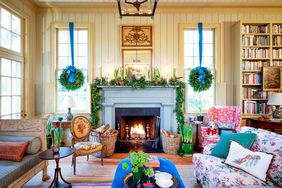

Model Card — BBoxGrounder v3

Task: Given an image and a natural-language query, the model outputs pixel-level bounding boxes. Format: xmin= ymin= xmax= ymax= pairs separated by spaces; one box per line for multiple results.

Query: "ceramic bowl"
xmin=155 ymin=179 xmax=173 ymax=188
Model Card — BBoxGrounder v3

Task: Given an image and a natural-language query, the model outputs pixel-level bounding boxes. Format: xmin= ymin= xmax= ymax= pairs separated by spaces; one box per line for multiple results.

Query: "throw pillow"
xmin=0 ymin=141 xmax=29 ymax=162
xmin=217 ymin=122 xmax=236 ymax=129
xmin=211 ymin=131 xmax=256 ymax=159
xmin=225 ymin=141 xmax=274 ymax=182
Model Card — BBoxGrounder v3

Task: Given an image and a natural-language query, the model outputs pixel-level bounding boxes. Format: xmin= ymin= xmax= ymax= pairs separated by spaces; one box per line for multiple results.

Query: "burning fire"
xmin=130 ymin=123 xmax=146 ymax=139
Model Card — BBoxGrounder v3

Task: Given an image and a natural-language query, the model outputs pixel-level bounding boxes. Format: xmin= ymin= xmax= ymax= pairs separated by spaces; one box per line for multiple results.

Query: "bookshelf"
xmin=232 ymin=21 xmax=282 ymax=121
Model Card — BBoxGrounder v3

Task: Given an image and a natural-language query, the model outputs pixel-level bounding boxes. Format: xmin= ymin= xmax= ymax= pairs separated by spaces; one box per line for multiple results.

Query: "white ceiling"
xmin=36 ymin=0 xmax=282 ymax=2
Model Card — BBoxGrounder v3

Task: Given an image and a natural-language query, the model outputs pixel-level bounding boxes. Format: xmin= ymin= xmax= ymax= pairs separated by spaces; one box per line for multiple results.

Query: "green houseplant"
xmin=52 ymin=127 xmax=63 ymax=153
xmin=122 ymin=151 xmax=153 ymax=186
xmin=178 ymin=123 xmax=194 ymax=156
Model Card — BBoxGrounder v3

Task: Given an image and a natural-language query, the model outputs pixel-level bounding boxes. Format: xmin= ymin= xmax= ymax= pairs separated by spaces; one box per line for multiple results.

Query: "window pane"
xmin=1 ymin=97 xmax=11 ymax=115
xmin=203 ymin=44 xmax=213 ymax=57
xmin=78 ymin=30 xmax=88 ymax=43
xmin=11 ymin=33 xmax=20 ymax=52
xmin=58 ymin=30 xmax=68 ymax=43
xmin=1 ymin=28 xmax=11 ymax=49
xmin=58 ymin=57 xmax=69 ymax=69
xmin=1 ymin=8 xmax=11 ymax=30
xmin=184 ymin=30 xmax=194 ymax=44
xmin=12 ymin=61 xmax=21 ymax=77
xmin=78 ymin=44 xmax=87 ymax=57
xmin=12 ymin=96 xmax=20 ymax=113
xmin=11 ymin=15 xmax=20 ymax=35
xmin=76 ymin=57 xmax=88 ymax=69
xmin=12 ymin=114 xmax=20 ymax=119
xmin=1 ymin=77 xmax=11 ymax=95
xmin=59 ymin=44 xmax=69 ymax=56
xmin=1 ymin=58 xmax=11 ymax=76
xmin=193 ymin=44 xmax=199 ymax=57
xmin=203 ymin=30 xmax=213 ymax=43
xmin=12 ymin=78 xmax=20 ymax=95
xmin=184 ymin=44 xmax=193 ymax=57
xmin=184 ymin=57 xmax=194 ymax=69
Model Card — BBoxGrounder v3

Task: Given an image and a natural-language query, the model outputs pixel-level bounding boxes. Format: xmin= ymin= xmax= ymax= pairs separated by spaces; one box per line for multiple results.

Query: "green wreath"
xmin=188 ymin=66 xmax=213 ymax=92
xmin=59 ymin=66 xmax=85 ymax=91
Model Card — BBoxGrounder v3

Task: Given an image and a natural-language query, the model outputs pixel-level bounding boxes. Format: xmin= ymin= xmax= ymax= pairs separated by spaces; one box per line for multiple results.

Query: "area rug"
xmin=67 ymin=175 xmax=113 ymax=187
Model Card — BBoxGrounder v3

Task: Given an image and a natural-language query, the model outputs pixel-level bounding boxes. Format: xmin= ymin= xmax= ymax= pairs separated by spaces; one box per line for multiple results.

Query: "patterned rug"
xmin=67 ymin=175 xmax=113 ymax=187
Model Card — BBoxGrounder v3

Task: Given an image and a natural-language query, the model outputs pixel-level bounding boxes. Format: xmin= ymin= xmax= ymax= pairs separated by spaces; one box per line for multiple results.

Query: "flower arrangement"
xmin=59 ymin=66 xmax=85 ymax=91
xmin=188 ymin=66 xmax=213 ymax=92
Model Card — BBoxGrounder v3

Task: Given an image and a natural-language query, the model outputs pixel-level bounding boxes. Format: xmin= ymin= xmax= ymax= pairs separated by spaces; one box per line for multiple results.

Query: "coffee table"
xmin=39 ymin=147 xmax=75 ymax=188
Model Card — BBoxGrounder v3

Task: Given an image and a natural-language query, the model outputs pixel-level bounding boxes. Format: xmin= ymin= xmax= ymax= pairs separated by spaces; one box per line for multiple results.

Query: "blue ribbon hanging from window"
xmin=197 ymin=22 xmax=206 ymax=85
xmin=66 ymin=22 xmax=76 ymax=84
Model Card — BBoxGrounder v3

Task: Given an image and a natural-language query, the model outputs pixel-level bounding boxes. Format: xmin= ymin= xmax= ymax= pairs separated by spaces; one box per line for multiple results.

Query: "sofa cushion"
xmin=225 ymin=141 xmax=274 ymax=182
xmin=240 ymin=127 xmax=282 ymax=187
xmin=193 ymin=153 xmax=275 ymax=188
xmin=0 ymin=153 xmax=42 ymax=188
xmin=211 ymin=131 xmax=256 ymax=159
xmin=0 ymin=141 xmax=29 ymax=162
xmin=0 ymin=135 xmax=41 ymax=154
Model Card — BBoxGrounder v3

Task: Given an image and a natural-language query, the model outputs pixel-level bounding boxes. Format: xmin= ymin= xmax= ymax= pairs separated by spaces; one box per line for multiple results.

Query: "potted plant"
xmin=122 ymin=151 xmax=153 ymax=187
xmin=52 ymin=126 xmax=63 ymax=153
xmin=179 ymin=123 xmax=194 ymax=156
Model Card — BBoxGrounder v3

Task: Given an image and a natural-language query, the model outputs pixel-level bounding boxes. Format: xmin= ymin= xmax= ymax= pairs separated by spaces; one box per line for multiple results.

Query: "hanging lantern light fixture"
xmin=117 ymin=0 xmax=158 ymax=18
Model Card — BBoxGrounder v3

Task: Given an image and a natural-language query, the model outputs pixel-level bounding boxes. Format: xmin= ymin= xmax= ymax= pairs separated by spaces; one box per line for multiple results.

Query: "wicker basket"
xmin=100 ymin=133 xmax=118 ymax=157
xmin=89 ymin=130 xmax=118 ymax=157
xmin=162 ymin=134 xmax=180 ymax=155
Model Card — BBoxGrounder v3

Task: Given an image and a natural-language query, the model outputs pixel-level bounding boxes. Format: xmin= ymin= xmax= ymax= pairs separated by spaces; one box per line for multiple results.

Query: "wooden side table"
xmin=39 ymin=147 xmax=75 ymax=188
xmin=247 ymin=118 xmax=282 ymax=134
xmin=193 ymin=121 xmax=203 ymax=151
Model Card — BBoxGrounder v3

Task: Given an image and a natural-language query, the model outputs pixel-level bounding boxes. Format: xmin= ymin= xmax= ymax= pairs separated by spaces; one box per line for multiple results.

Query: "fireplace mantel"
xmin=101 ymin=86 xmax=177 ymax=132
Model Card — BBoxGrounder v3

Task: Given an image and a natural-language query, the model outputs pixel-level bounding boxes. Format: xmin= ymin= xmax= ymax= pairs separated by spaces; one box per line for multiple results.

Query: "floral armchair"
xmin=201 ymin=106 xmax=242 ymax=147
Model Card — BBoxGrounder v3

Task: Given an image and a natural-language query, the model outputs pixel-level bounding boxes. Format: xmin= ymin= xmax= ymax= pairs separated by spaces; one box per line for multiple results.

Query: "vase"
xmin=66 ymin=108 xmax=73 ymax=120
xmin=197 ymin=115 xmax=204 ymax=121
xmin=133 ymin=170 xmax=144 ymax=186
xmin=53 ymin=146 xmax=60 ymax=154
xmin=182 ymin=143 xmax=194 ymax=156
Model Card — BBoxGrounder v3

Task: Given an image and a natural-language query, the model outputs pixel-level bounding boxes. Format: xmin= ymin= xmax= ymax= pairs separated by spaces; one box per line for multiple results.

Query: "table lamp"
xmin=267 ymin=93 xmax=282 ymax=119
xmin=62 ymin=95 xmax=76 ymax=120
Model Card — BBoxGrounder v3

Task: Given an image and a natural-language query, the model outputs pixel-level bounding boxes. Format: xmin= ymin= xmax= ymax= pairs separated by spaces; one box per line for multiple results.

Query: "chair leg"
xmin=101 ymin=154 xmax=103 ymax=166
xmin=73 ymin=155 xmax=76 ymax=175
xmin=87 ymin=154 xmax=89 ymax=161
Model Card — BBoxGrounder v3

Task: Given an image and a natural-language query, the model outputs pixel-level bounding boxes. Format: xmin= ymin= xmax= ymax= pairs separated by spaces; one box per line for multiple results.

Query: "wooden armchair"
xmin=71 ymin=116 xmax=103 ymax=175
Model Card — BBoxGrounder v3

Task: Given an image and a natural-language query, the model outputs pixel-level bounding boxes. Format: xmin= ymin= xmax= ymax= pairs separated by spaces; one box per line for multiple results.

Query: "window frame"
xmin=179 ymin=23 xmax=221 ymax=114
xmin=52 ymin=23 xmax=94 ymax=114
xmin=0 ymin=5 xmax=24 ymax=119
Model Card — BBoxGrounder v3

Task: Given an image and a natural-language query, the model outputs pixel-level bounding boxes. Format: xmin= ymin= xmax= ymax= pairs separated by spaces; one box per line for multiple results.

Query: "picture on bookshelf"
xmin=262 ymin=66 xmax=282 ymax=91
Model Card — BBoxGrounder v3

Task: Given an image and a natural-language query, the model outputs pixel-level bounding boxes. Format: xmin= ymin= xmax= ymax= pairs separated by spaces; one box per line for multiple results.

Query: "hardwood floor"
xmin=24 ymin=153 xmax=200 ymax=188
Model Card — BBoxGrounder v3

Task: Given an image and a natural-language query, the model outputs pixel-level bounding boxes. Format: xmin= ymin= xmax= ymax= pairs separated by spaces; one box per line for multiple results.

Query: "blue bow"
xmin=66 ymin=66 xmax=76 ymax=84
xmin=196 ymin=66 xmax=207 ymax=84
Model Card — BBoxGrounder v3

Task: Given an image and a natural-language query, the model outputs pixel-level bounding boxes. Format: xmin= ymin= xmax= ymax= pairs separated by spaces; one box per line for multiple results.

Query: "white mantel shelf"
xmin=101 ymin=87 xmax=177 ymax=132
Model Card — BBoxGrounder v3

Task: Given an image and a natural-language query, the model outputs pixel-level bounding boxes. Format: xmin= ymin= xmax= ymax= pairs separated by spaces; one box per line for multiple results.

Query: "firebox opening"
xmin=120 ymin=116 xmax=155 ymax=140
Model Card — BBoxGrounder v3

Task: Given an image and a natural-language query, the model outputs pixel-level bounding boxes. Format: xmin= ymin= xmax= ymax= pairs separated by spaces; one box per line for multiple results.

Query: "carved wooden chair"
xmin=71 ymin=116 xmax=103 ymax=175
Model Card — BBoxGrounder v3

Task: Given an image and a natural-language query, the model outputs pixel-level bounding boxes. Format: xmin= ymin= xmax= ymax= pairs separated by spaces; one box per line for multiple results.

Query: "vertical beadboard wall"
xmin=37 ymin=12 xmax=282 ymax=114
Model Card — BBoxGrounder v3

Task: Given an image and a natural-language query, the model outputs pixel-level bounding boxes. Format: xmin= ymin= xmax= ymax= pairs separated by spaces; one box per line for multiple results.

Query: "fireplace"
xmin=115 ymin=108 xmax=160 ymax=152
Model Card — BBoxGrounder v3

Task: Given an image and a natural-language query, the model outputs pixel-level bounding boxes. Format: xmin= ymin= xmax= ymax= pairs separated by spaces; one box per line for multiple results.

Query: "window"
xmin=184 ymin=29 xmax=215 ymax=113
xmin=56 ymin=28 xmax=90 ymax=113
xmin=0 ymin=7 xmax=23 ymax=119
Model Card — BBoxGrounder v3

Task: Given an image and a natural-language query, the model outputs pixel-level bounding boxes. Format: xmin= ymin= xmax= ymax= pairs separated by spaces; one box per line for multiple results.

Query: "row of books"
xmin=242 ymin=61 xmax=269 ymax=71
xmin=242 ymin=25 xmax=269 ymax=34
xmin=242 ymin=36 xmax=269 ymax=46
xmin=242 ymin=48 xmax=269 ymax=59
xmin=272 ymin=24 xmax=282 ymax=34
xmin=273 ymin=36 xmax=282 ymax=46
xmin=272 ymin=61 xmax=282 ymax=66
xmin=243 ymin=101 xmax=268 ymax=114
xmin=242 ymin=73 xmax=262 ymax=85
xmin=272 ymin=49 xmax=282 ymax=59
xmin=242 ymin=88 xmax=268 ymax=99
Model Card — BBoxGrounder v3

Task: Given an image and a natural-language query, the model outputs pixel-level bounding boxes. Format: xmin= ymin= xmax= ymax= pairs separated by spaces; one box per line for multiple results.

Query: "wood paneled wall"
xmin=36 ymin=11 xmax=282 ymax=114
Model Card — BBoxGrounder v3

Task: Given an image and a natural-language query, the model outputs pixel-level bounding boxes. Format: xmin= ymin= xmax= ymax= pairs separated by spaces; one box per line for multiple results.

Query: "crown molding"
xmin=35 ymin=2 xmax=282 ymax=14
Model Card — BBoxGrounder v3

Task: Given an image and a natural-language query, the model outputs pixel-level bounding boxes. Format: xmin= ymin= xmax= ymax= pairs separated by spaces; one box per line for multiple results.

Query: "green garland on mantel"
xmin=89 ymin=76 xmax=185 ymax=133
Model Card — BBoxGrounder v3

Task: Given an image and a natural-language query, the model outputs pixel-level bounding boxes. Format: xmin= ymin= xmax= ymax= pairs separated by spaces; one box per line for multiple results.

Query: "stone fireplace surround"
xmin=101 ymin=86 xmax=177 ymax=133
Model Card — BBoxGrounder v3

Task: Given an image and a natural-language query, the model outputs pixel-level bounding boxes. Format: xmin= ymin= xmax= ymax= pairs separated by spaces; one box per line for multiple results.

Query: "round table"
xmin=39 ymin=147 xmax=75 ymax=188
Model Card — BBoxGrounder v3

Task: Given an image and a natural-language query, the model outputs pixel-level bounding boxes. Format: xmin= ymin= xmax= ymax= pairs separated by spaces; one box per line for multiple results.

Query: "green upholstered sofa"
xmin=0 ymin=118 xmax=49 ymax=188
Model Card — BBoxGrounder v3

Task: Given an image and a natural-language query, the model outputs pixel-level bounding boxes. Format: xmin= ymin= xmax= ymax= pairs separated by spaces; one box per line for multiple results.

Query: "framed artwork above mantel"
xmin=121 ymin=26 xmax=152 ymax=47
